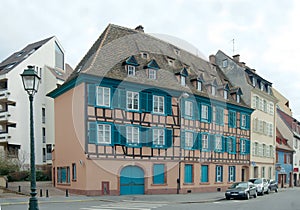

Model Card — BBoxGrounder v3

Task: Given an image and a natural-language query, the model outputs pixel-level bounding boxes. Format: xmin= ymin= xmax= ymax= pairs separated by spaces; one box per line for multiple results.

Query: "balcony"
xmin=0 ymin=111 xmax=16 ymax=126
xmin=0 ymin=132 xmax=10 ymax=143
xmin=0 ymin=89 xmax=15 ymax=105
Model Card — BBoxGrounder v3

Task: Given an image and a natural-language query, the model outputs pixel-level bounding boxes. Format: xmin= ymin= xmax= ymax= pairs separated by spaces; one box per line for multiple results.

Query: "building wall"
xmin=3 ymin=37 xmax=65 ymax=165
xmin=52 ymin=79 xmax=252 ymax=195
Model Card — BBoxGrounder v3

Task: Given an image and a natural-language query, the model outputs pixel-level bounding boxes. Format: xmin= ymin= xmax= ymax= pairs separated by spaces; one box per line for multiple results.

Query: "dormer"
xmin=218 ymin=83 xmax=230 ymax=100
xmin=206 ymin=79 xmax=218 ymax=96
xmin=145 ymin=59 xmax=160 ymax=80
xmin=124 ymin=55 xmax=139 ymax=76
xmin=230 ymin=87 xmax=243 ymax=103
xmin=175 ymin=67 xmax=188 ymax=86
xmin=190 ymin=74 xmax=204 ymax=91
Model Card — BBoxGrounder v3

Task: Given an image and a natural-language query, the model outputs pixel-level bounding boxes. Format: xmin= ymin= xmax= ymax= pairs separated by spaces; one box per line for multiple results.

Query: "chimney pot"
xmin=233 ymin=54 xmax=240 ymax=62
xmin=209 ymin=55 xmax=216 ymax=64
xmin=135 ymin=25 xmax=144 ymax=32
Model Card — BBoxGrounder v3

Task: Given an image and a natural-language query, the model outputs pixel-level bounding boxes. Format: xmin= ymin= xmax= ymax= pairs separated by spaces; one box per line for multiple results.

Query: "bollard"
xmin=18 ymin=186 xmax=21 ymax=193
xmin=66 ymin=189 xmax=69 ymax=197
xmin=40 ymin=189 xmax=43 ymax=197
xmin=46 ymin=189 xmax=49 ymax=198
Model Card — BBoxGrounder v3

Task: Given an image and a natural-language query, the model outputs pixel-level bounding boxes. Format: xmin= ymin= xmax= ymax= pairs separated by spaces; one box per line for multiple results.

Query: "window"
xmin=201 ymin=165 xmax=209 ymax=182
xmin=141 ymin=52 xmax=149 ymax=59
xmin=241 ymin=114 xmax=247 ymax=128
xmin=153 ymin=129 xmax=165 ymax=146
xmin=268 ymin=167 xmax=272 ymax=179
xmin=127 ymin=91 xmax=139 ymax=110
xmin=126 ymin=126 xmax=139 ymax=144
xmin=127 ymin=65 xmax=135 ymax=76
xmin=185 ymin=131 xmax=194 ymax=149
xmin=224 ymin=90 xmax=228 ymax=99
xmin=153 ymin=95 xmax=164 ymax=114
xmin=261 ymin=167 xmax=265 ymax=178
xmin=197 ymin=81 xmax=202 ymax=91
xmin=269 ymin=102 xmax=274 ymax=115
xmin=148 ymin=69 xmax=157 ymax=79
xmin=72 ymin=163 xmax=77 ymax=181
xmin=260 ymin=82 xmax=264 ymax=91
xmin=229 ymin=111 xmax=236 ymax=128
xmin=153 ymin=164 xmax=165 ymax=184
xmin=202 ymin=134 xmax=209 ymax=150
xmin=241 ymin=139 xmax=246 ymax=154
xmin=184 ymin=164 xmax=193 ymax=184
xmin=57 ymin=167 xmax=70 ymax=184
xmin=222 ymin=59 xmax=228 ymax=68
xmin=42 ymin=128 xmax=46 ymax=143
xmin=214 ymin=135 xmax=222 ymax=152
xmin=55 ymin=42 xmax=64 ymax=70
xmin=216 ymin=165 xmax=223 ymax=182
xmin=215 ymin=107 xmax=224 ymax=125
xmin=185 ymin=101 xmax=193 ymax=118
xmin=236 ymin=94 xmax=240 ymax=103
xmin=98 ymin=124 xmax=111 ymax=144
xmin=211 ymin=86 xmax=216 ymax=96
xmin=97 ymin=86 xmax=110 ymax=107
xmin=227 ymin=137 xmax=236 ymax=154
xmin=42 ymin=108 xmax=46 ymax=123
xmin=254 ymin=142 xmax=259 ymax=156
xmin=262 ymin=144 xmax=266 ymax=156
xmin=263 ymin=100 xmax=267 ymax=112
xmin=252 ymin=77 xmax=256 ymax=86
xmin=228 ymin=166 xmax=236 ymax=182
xmin=181 ymin=76 xmax=186 ymax=86
xmin=201 ymin=105 xmax=209 ymax=121
xmin=269 ymin=145 xmax=274 ymax=158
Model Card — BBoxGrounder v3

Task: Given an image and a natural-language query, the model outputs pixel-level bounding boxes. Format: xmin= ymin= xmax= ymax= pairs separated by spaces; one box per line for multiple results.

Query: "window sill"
xmin=151 ymin=183 xmax=167 ymax=186
xmin=200 ymin=182 xmax=210 ymax=185
xmin=183 ymin=183 xmax=195 ymax=186
xmin=57 ymin=183 xmax=71 ymax=186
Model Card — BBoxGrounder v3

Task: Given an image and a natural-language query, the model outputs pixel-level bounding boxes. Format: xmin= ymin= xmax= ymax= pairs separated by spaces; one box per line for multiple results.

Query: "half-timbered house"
xmin=48 ymin=24 xmax=253 ymax=195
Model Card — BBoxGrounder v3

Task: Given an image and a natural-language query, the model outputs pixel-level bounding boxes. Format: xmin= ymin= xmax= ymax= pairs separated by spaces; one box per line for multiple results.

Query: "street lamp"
xmin=177 ymin=92 xmax=189 ymax=194
xmin=21 ymin=65 xmax=40 ymax=210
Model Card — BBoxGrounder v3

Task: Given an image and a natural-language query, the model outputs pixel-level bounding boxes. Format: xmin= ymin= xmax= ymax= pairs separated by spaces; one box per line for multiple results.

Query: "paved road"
xmin=1 ymin=188 xmax=299 ymax=210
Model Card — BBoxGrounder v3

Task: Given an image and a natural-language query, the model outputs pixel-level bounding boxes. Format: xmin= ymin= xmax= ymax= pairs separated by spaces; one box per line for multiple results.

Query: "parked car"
xmin=248 ymin=178 xmax=269 ymax=195
xmin=267 ymin=179 xmax=278 ymax=192
xmin=225 ymin=182 xmax=257 ymax=200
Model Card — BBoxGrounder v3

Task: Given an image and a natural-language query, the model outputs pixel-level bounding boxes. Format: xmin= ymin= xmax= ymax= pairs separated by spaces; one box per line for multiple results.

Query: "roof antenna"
xmin=232 ymin=38 xmax=235 ymax=55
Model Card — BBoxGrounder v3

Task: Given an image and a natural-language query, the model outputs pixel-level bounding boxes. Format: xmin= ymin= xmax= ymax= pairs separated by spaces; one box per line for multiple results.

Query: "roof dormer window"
xmin=141 ymin=52 xmax=149 ymax=59
xmin=222 ymin=59 xmax=228 ymax=68
xmin=237 ymin=94 xmax=240 ymax=103
xmin=260 ymin=82 xmax=264 ymax=91
xmin=212 ymin=85 xmax=216 ymax=96
xmin=224 ymin=90 xmax=228 ymax=99
xmin=181 ymin=75 xmax=186 ymax=86
xmin=124 ymin=55 xmax=139 ymax=76
xmin=174 ymin=48 xmax=180 ymax=56
xmin=148 ymin=69 xmax=156 ymax=80
xmin=146 ymin=59 xmax=159 ymax=80
xmin=197 ymin=81 xmax=202 ymax=91
xmin=252 ymin=77 xmax=256 ymax=87
xmin=167 ymin=57 xmax=175 ymax=66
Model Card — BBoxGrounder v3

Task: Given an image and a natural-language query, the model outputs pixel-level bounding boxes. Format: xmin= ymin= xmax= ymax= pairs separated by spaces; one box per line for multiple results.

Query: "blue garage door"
xmin=120 ymin=166 xmax=144 ymax=195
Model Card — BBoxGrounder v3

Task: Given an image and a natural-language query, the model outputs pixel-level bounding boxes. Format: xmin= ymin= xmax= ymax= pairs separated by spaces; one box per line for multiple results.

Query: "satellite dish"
xmin=150 ymin=33 xmax=207 ymax=60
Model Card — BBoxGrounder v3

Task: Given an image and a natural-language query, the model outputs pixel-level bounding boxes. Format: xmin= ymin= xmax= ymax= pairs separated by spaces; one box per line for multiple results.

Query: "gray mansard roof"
xmin=68 ymin=24 xmax=249 ymax=108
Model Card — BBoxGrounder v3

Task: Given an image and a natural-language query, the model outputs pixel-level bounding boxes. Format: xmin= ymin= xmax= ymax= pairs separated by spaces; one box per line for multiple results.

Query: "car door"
xmin=249 ymin=183 xmax=256 ymax=196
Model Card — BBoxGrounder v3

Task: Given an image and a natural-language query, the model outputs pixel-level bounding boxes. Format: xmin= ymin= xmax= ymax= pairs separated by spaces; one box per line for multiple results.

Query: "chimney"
xmin=209 ymin=55 xmax=216 ymax=64
xmin=135 ymin=25 xmax=144 ymax=32
xmin=240 ymin=62 xmax=246 ymax=67
xmin=232 ymin=54 xmax=240 ymax=62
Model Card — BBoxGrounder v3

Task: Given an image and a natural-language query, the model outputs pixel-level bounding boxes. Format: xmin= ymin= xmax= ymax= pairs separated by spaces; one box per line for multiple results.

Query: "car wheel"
xmin=266 ymin=188 xmax=269 ymax=194
xmin=275 ymin=188 xmax=278 ymax=193
xmin=226 ymin=196 xmax=230 ymax=200
xmin=254 ymin=191 xmax=257 ymax=198
xmin=245 ymin=192 xmax=250 ymax=200
xmin=261 ymin=189 xmax=264 ymax=196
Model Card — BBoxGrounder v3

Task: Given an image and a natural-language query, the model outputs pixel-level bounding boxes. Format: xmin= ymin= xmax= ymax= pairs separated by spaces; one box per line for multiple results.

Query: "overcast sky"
xmin=1 ymin=0 xmax=300 ymax=119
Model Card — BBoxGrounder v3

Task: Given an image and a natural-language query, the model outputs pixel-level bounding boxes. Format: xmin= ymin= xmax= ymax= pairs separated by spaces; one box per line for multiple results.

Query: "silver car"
xmin=248 ymin=178 xmax=269 ymax=195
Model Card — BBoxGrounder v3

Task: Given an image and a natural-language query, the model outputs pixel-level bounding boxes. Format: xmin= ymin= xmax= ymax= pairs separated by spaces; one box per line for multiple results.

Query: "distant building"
xmin=214 ymin=52 xmax=277 ymax=180
xmin=277 ymin=108 xmax=300 ymax=186
xmin=49 ymin=24 xmax=253 ymax=195
xmin=273 ymin=88 xmax=292 ymax=116
xmin=0 ymin=37 xmax=72 ymax=166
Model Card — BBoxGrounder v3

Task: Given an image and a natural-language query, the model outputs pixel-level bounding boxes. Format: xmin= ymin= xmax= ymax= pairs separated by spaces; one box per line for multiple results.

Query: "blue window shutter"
xmin=192 ymin=132 xmax=200 ymax=150
xmin=87 ymin=84 xmax=96 ymax=106
xmin=208 ymin=105 xmax=212 ymax=122
xmin=147 ymin=92 xmax=153 ymax=112
xmin=140 ymin=92 xmax=148 ymax=112
xmin=111 ymin=87 xmax=119 ymax=108
xmin=184 ymin=164 xmax=193 ymax=183
xmin=246 ymin=139 xmax=250 ymax=154
xmin=233 ymin=137 xmax=237 ymax=154
xmin=233 ymin=166 xmax=236 ymax=181
xmin=209 ymin=134 xmax=214 ymax=151
xmin=140 ymin=127 xmax=150 ymax=147
xmin=180 ymin=99 xmax=185 ymax=118
xmin=201 ymin=165 xmax=208 ymax=182
xmin=198 ymin=133 xmax=202 ymax=150
xmin=165 ymin=95 xmax=172 ymax=116
xmin=181 ymin=131 xmax=185 ymax=148
xmin=215 ymin=166 xmax=218 ymax=182
xmin=88 ymin=121 xmax=97 ymax=144
xmin=193 ymin=102 xmax=198 ymax=120
xmin=153 ymin=164 xmax=165 ymax=184
xmin=119 ymin=89 xmax=126 ymax=109
xmin=119 ymin=125 xmax=126 ymax=145
xmin=113 ymin=124 xmax=120 ymax=145
xmin=221 ymin=166 xmax=223 ymax=182
xmin=165 ymin=128 xmax=173 ymax=148
xmin=246 ymin=115 xmax=250 ymax=130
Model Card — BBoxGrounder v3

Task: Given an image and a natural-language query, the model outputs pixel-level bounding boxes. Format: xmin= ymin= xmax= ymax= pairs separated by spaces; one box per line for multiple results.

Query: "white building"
xmin=0 ymin=36 xmax=72 ymax=166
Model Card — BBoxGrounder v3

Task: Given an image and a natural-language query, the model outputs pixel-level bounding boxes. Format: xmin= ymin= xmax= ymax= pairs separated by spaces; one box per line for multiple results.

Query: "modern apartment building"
xmin=214 ymin=52 xmax=277 ymax=180
xmin=0 ymin=37 xmax=72 ymax=166
xmin=49 ymin=24 xmax=253 ymax=195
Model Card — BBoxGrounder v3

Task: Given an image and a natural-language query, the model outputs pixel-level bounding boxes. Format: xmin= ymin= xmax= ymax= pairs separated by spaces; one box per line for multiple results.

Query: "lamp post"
xmin=177 ymin=92 xmax=189 ymax=194
xmin=21 ymin=65 xmax=40 ymax=210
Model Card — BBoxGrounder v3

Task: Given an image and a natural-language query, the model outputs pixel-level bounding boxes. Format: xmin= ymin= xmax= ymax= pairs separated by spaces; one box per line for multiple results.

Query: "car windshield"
xmin=229 ymin=182 xmax=248 ymax=189
xmin=254 ymin=179 xmax=262 ymax=184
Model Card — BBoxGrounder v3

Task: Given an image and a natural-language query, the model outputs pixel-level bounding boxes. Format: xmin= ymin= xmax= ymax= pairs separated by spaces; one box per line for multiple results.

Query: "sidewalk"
xmin=0 ymin=181 xmax=225 ymax=206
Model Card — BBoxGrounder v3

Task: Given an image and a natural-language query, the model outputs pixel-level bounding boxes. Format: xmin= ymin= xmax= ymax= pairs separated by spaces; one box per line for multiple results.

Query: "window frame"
xmin=97 ymin=124 xmax=111 ymax=145
xmin=153 ymin=95 xmax=165 ymax=114
xmin=148 ymin=69 xmax=157 ymax=80
xmin=96 ymin=86 xmax=111 ymax=107
xmin=153 ymin=128 xmax=165 ymax=146
xmin=126 ymin=126 xmax=140 ymax=145
xmin=127 ymin=65 xmax=136 ymax=76
xmin=201 ymin=133 xmax=209 ymax=151
xmin=216 ymin=165 xmax=223 ymax=183
xmin=181 ymin=75 xmax=186 ymax=86
xmin=126 ymin=91 xmax=139 ymax=111
xmin=201 ymin=104 xmax=209 ymax=122
xmin=184 ymin=101 xmax=193 ymax=119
